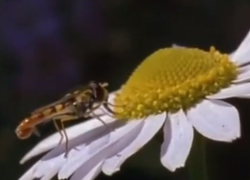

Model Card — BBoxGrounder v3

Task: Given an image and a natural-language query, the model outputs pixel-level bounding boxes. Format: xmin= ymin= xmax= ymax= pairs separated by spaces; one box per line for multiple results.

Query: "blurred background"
xmin=0 ymin=0 xmax=250 ymax=180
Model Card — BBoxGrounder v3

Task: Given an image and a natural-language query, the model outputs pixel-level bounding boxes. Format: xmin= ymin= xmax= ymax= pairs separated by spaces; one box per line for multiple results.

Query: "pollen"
xmin=114 ymin=47 xmax=238 ymax=120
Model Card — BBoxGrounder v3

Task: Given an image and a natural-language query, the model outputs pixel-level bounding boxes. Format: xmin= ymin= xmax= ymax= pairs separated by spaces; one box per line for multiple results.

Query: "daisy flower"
xmin=18 ymin=29 xmax=250 ymax=180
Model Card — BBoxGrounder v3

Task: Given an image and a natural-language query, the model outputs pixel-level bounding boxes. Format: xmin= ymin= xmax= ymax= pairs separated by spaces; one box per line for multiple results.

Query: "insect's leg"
xmin=84 ymin=103 xmax=112 ymax=132
xmin=59 ymin=119 xmax=69 ymax=158
xmin=83 ymin=103 xmax=102 ymax=118
xmin=90 ymin=111 xmax=112 ymax=132
xmin=99 ymin=86 xmax=117 ymax=114
xmin=98 ymin=107 xmax=116 ymax=118
xmin=52 ymin=113 xmax=79 ymax=157
xmin=33 ymin=127 xmax=41 ymax=137
xmin=52 ymin=119 xmax=64 ymax=145
xmin=103 ymin=102 xmax=116 ymax=115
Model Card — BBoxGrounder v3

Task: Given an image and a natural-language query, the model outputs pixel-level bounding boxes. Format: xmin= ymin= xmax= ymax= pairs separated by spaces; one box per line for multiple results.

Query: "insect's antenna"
xmin=100 ymin=82 xmax=109 ymax=88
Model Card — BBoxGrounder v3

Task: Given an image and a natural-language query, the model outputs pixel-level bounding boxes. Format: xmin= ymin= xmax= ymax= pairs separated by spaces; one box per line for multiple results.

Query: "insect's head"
xmin=88 ymin=81 xmax=109 ymax=100
xmin=89 ymin=81 xmax=108 ymax=89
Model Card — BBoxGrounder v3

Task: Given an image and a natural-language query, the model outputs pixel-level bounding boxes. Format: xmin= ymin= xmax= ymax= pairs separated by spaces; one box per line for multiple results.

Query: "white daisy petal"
xmin=18 ymin=161 xmax=40 ymax=180
xmin=229 ymin=50 xmax=235 ymax=57
xmin=20 ymin=115 xmax=115 ymax=164
xmin=172 ymin=44 xmax=186 ymax=48
xmin=233 ymin=63 xmax=250 ymax=83
xmin=34 ymin=154 xmax=66 ymax=178
xmin=87 ymin=133 xmax=111 ymax=154
xmin=40 ymin=170 xmax=58 ymax=180
xmin=239 ymin=63 xmax=250 ymax=73
xmin=207 ymin=82 xmax=250 ymax=99
xmin=70 ymin=161 xmax=104 ymax=180
xmin=80 ymin=161 xmax=103 ymax=180
xmin=237 ymin=94 xmax=250 ymax=98
xmin=58 ymin=146 xmax=91 ymax=179
xmin=187 ymin=99 xmax=240 ymax=141
xmin=160 ymin=109 xmax=194 ymax=172
xmin=39 ymin=149 xmax=78 ymax=180
xmin=58 ymin=120 xmax=143 ymax=179
xmin=69 ymin=120 xmax=144 ymax=180
xmin=102 ymin=113 xmax=166 ymax=175
xmin=230 ymin=29 xmax=250 ymax=65
xmin=58 ymin=134 xmax=110 ymax=179
xmin=233 ymin=68 xmax=250 ymax=83
xmin=41 ymin=119 xmax=121 ymax=161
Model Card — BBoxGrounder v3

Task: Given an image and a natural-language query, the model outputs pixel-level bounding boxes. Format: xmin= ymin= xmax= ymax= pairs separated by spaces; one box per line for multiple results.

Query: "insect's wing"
xmin=64 ymin=84 xmax=91 ymax=96
xmin=31 ymin=98 xmax=68 ymax=114
xmin=31 ymin=84 xmax=91 ymax=114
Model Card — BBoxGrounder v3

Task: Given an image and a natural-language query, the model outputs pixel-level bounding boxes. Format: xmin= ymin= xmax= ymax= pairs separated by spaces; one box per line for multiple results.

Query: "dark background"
xmin=0 ymin=0 xmax=250 ymax=180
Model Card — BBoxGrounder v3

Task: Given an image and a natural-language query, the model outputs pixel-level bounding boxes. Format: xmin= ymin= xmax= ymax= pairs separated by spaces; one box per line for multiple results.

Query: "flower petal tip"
xmin=230 ymin=29 xmax=250 ymax=66
xmin=103 ymin=168 xmax=120 ymax=176
xmin=20 ymin=155 xmax=31 ymax=165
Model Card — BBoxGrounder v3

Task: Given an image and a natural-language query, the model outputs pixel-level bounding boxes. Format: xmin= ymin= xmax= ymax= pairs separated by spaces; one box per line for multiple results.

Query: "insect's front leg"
xmin=83 ymin=103 xmax=102 ymax=118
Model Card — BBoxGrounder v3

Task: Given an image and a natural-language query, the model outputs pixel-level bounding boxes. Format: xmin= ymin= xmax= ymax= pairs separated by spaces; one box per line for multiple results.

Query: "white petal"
xmin=37 ymin=145 xmax=83 ymax=180
xmin=102 ymin=113 xmax=166 ymax=175
xmin=70 ymin=160 xmax=104 ymax=180
xmin=207 ymin=82 xmax=250 ymax=99
xmin=230 ymin=29 xmax=250 ymax=66
xmin=58 ymin=134 xmax=110 ymax=179
xmin=70 ymin=120 xmax=144 ymax=180
xmin=34 ymin=154 xmax=66 ymax=178
xmin=58 ymin=120 xmax=143 ymax=179
xmin=187 ymin=99 xmax=240 ymax=141
xmin=87 ymin=132 xmax=111 ymax=154
xmin=237 ymin=94 xmax=250 ymax=98
xmin=18 ymin=161 xmax=40 ymax=180
xmin=41 ymin=119 xmax=122 ymax=161
xmin=58 ymin=146 xmax=90 ymax=179
xmin=80 ymin=161 xmax=103 ymax=180
xmin=160 ymin=110 xmax=194 ymax=172
xmin=229 ymin=50 xmax=235 ymax=57
xmin=238 ymin=63 xmax=250 ymax=73
xmin=233 ymin=68 xmax=250 ymax=83
xmin=172 ymin=44 xmax=186 ymax=48
xmin=233 ymin=64 xmax=250 ymax=83
xmin=20 ymin=115 xmax=115 ymax=164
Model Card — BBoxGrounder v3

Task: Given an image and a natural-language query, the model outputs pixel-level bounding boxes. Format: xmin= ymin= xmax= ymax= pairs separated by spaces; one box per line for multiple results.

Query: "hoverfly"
xmin=15 ymin=81 xmax=114 ymax=157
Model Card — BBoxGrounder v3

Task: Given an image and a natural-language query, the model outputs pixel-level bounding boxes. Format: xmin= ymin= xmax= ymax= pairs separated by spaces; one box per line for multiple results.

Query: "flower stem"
xmin=188 ymin=134 xmax=208 ymax=180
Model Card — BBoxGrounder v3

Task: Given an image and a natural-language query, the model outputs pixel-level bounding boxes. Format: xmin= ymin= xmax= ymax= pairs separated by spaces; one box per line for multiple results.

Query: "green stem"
xmin=188 ymin=134 xmax=208 ymax=180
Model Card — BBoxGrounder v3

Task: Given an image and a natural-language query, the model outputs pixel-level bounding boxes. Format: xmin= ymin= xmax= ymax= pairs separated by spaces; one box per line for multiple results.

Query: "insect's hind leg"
xmin=52 ymin=114 xmax=79 ymax=158
xmin=52 ymin=119 xmax=64 ymax=146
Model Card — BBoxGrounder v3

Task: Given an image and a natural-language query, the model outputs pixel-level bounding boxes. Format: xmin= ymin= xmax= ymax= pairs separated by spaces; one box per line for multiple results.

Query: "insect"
xmin=15 ymin=81 xmax=114 ymax=157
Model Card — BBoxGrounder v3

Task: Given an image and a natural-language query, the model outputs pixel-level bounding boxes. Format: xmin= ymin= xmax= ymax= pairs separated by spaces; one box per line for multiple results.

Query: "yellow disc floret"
xmin=114 ymin=47 xmax=238 ymax=120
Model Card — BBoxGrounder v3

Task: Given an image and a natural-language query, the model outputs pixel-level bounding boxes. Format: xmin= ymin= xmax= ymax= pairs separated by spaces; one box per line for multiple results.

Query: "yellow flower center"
xmin=114 ymin=47 xmax=238 ymax=120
